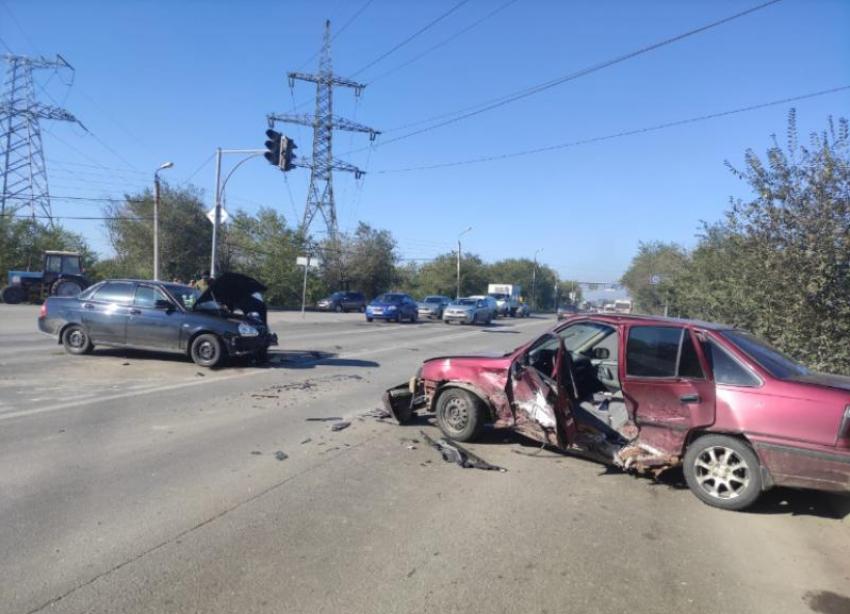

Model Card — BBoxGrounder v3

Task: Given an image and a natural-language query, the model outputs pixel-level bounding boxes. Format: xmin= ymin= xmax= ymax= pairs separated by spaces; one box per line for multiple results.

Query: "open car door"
xmin=511 ymin=334 xmax=576 ymax=449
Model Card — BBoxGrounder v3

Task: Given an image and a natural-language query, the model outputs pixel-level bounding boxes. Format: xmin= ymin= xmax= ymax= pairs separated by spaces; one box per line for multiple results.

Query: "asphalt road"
xmin=1 ymin=305 xmax=848 ymax=614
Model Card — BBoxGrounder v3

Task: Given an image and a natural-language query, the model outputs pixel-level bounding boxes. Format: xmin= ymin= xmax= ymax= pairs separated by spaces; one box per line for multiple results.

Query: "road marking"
xmin=0 ymin=318 xmax=548 ymax=422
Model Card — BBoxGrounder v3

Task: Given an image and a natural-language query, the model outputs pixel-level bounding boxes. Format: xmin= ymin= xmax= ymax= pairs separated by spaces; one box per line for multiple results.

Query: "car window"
xmin=162 ymin=284 xmax=201 ymax=309
xmin=678 ymin=331 xmax=705 ymax=379
xmin=626 ymin=326 xmax=683 ymax=378
xmin=45 ymin=255 xmax=62 ymax=273
xmin=92 ymin=281 xmax=135 ymax=304
xmin=62 ymin=257 xmax=81 ymax=275
xmin=702 ymin=339 xmax=761 ymax=387
xmin=558 ymin=321 xmax=614 ymax=353
xmin=135 ymin=285 xmax=167 ymax=308
xmin=720 ymin=330 xmax=810 ymax=379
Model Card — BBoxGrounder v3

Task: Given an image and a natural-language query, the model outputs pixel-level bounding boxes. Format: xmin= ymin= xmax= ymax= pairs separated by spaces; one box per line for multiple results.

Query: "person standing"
xmin=195 ymin=271 xmax=212 ymax=292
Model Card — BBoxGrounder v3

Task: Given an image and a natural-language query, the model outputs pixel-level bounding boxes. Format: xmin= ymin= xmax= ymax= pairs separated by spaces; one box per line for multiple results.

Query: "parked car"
xmin=317 ymin=291 xmax=366 ymax=313
xmin=557 ymin=303 xmax=578 ymax=321
xmin=38 ymin=273 xmax=278 ymax=368
xmin=417 ymin=295 xmax=452 ymax=319
xmin=384 ymin=313 xmax=850 ymax=511
xmin=442 ymin=297 xmax=494 ymax=325
xmin=514 ymin=302 xmax=531 ymax=318
xmin=366 ymin=293 xmax=418 ymax=323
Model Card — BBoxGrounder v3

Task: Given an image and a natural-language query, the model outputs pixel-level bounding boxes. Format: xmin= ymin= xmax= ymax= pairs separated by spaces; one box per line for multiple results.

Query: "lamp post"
xmin=456 ymin=226 xmax=472 ymax=299
xmin=153 ymin=162 xmax=174 ymax=281
xmin=531 ymin=247 xmax=544 ymax=311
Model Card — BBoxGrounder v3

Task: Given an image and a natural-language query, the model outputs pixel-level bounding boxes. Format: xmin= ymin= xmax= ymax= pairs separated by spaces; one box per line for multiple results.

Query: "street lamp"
xmin=153 ymin=162 xmax=174 ymax=281
xmin=531 ymin=247 xmax=544 ymax=311
xmin=456 ymin=226 xmax=472 ymax=299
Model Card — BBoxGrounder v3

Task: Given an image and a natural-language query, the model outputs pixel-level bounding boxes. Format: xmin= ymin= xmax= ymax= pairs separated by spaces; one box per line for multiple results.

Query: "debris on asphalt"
xmin=121 ymin=362 xmax=130 ymax=366
xmin=251 ymin=451 xmax=262 ymax=455
xmin=359 ymin=407 xmax=392 ymax=421
xmin=195 ymin=372 xmax=205 ymax=377
xmin=331 ymin=421 xmax=351 ymax=432
xmin=420 ymin=430 xmax=506 ymax=472
xmin=274 ymin=451 xmax=288 ymax=461
xmin=306 ymin=416 xmax=343 ymax=422
xmin=300 ymin=438 xmax=312 ymax=445
xmin=251 ymin=394 xmax=279 ymax=399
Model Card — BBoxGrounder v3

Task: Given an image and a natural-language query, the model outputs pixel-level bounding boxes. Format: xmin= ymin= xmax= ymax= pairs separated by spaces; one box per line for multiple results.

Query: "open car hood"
xmin=195 ymin=272 xmax=267 ymax=310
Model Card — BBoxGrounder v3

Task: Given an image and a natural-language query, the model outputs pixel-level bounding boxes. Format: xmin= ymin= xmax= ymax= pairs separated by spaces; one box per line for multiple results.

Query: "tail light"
xmin=39 ymin=302 xmax=47 ymax=317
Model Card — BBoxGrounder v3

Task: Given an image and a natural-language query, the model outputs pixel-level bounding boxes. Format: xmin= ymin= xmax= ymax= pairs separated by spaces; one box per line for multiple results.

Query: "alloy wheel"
xmin=693 ymin=446 xmax=750 ymax=500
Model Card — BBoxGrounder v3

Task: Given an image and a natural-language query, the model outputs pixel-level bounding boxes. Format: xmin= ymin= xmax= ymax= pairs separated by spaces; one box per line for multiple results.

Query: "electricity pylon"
xmin=268 ymin=20 xmax=379 ymax=242
xmin=0 ymin=53 xmax=80 ymax=222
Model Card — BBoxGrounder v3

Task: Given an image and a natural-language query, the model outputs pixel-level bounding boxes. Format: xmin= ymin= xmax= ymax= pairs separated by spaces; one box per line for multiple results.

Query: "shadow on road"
xmin=266 ymin=350 xmax=379 ymax=370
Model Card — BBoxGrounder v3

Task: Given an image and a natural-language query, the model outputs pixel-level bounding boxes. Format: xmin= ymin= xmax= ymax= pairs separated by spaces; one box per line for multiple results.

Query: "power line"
xmin=352 ymin=0 xmax=783 ymax=153
xmin=349 ymin=0 xmax=472 ymax=78
xmin=295 ymin=0 xmax=376 ymax=72
xmin=367 ymin=0 xmax=521 ymax=85
xmin=48 ymin=159 xmax=149 ymax=176
xmin=375 ymin=84 xmax=850 ymax=173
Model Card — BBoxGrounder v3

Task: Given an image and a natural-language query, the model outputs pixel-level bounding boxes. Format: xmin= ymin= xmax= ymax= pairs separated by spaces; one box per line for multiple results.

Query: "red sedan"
xmin=385 ymin=314 xmax=850 ymax=510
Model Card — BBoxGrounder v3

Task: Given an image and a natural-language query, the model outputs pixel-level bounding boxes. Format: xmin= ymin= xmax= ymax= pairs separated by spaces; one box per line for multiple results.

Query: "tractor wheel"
xmin=52 ymin=279 xmax=84 ymax=298
xmin=1 ymin=285 xmax=26 ymax=304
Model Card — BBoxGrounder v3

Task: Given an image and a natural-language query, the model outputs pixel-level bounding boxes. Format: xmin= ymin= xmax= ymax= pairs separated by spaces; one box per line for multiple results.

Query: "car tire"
xmin=334 ymin=304 xmax=342 ymax=313
xmin=472 ymin=313 xmax=478 ymax=325
xmin=62 ymin=324 xmax=93 ymax=355
xmin=683 ymin=434 xmax=763 ymax=511
xmin=435 ymin=388 xmax=486 ymax=442
xmin=366 ymin=317 xmax=373 ymax=322
xmin=411 ymin=311 xmax=418 ymax=324
xmin=359 ymin=305 xmax=366 ymax=313
xmin=1 ymin=285 xmax=26 ymax=304
xmin=190 ymin=333 xmax=225 ymax=368
xmin=52 ymin=279 xmax=84 ymax=297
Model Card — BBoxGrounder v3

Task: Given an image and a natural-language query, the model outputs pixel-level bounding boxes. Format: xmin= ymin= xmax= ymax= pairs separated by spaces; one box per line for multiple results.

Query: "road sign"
xmin=650 ymin=275 xmax=661 ymax=285
xmin=296 ymin=256 xmax=320 ymax=268
xmin=206 ymin=206 xmax=229 ymax=224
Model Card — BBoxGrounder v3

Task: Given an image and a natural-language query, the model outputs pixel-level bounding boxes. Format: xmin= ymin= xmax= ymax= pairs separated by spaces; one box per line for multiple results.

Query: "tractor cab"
xmin=2 ymin=251 xmax=88 ymax=304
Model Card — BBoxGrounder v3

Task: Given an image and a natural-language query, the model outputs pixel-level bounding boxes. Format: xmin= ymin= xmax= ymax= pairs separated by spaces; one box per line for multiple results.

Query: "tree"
xmin=103 ymin=184 xmax=211 ymax=281
xmin=417 ymin=252 xmax=488 ymax=298
xmin=620 ymin=241 xmax=689 ymax=315
xmin=344 ymin=223 xmax=397 ymax=298
xmin=677 ymin=112 xmax=850 ymax=373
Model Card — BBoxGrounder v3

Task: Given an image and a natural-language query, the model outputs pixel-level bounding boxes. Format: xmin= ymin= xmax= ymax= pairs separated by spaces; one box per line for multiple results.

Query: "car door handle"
xmin=83 ymin=303 xmax=95 ymax=310
xmin=680 ymin=393 xmax=700 ymax=404
xmin=129 ymin=309 xmax=141 ymax=315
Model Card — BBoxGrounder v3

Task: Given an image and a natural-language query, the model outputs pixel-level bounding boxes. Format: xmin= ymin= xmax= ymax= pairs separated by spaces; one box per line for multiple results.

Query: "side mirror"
xmin=155 ymin=299 xmax=174 ymax=310
xmin=477 ymin=301 xmax=483 ymax=307
xmin=591 ymin=347 xmax=610 ymax=360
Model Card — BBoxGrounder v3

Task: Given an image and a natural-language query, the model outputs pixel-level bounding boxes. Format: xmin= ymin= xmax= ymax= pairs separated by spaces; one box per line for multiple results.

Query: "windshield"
xmin=489 ymin=293 xmax=508 ymax=300
xmin=721 ymin=330 xmax=811 ymax=379
xmin=424 ymin=296 xmax=443 ymax=303
xmin=453 ymin=298 xmax=477 ymax=306
xmin=162 ymin=284 xmax=211 ymax=311
xmin=375 ymin=294 xmax=404 ymax=302
xmin=558 ymin=321 xmax=614 ymax=352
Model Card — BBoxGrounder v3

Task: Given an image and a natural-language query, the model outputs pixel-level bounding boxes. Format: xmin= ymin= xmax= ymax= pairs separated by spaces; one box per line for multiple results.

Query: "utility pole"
xmin=153 ymin=162 xmax=173 ymax=281
xmin=456 ymin=226 xmax=472 ymax=299
xmin=268 ymin=20 xmax=379 ymax=243
xmin=1 ymin=54 xmax=80 ymax=222
xmin=531 ymin=248 xmax=544 ymax=311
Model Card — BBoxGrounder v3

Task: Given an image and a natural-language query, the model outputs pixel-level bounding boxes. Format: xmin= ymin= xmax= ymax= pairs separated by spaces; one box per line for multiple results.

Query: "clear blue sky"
xmin=2 ymin=0 xmax=848 ymax=283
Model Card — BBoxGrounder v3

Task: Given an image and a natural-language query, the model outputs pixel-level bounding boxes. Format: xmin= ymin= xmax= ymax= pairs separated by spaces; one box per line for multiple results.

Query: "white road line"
xmin=0 ymin=319 xmax=547 ymax=422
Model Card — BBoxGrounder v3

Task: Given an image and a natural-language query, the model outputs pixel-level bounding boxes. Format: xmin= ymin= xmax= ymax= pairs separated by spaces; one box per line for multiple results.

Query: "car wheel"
xmin=411 ymin=311 xmax=418 ymax=323
xmin=52 ymin=279 xmax=84 ymax=297
xmin=435 ymin=388 xmax=486 ymax=442
xmin=683 ymin=435 xmax=763 ymax=511
xmin=366 ymin=317 xmax=373 ymax=322
xmin=62 ymin=324 xmax=93 ymax=355
xmin=1 ymin=285 xmax=26 ymax=304
xmin=190 ymin=333 xmax=225 ymax=368
xmin=472 ymin=313 xmax=478 ymax=325
xmin=359 ymin=305 xmax=366 ymax=313
xmin=334 ymin=304 xmax=342 ymax=313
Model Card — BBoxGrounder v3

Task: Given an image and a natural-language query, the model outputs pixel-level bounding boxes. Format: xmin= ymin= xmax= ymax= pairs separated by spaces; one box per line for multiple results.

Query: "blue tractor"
xmin=2 ymin=250 xmax=89 ymax=304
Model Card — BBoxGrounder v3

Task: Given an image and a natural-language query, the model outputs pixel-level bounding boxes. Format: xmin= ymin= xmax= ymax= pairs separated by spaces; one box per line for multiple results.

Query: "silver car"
xmin=417 ymin=295 xmax=451 ymax=319
xmin=442 ymin=297 xmax=494 ymax=325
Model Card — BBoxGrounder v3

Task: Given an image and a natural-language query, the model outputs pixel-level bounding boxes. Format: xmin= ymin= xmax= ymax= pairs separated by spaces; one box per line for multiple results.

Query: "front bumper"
xmin=443 ymin=311 xmax=474 ymax=323
xmin=367 ymin=309 xmax=399 ymax=320
xmin=225 ymin=332 xmax=278 ymax=355
xmin=316 ymin=303 xmax=335 ymax=311
xmin=417 ymin=308 xmax=440 ymax=318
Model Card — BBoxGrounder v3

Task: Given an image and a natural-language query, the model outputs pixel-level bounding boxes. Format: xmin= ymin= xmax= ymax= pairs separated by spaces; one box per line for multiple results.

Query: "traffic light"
xmin=281 ymin=136 xmax=297 ymax=171
xmin=264 ymin=129 xmax=282 ymax=167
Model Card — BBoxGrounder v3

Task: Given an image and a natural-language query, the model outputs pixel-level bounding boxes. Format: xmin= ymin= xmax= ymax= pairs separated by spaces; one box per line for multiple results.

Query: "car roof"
xmin=44 ymin=250 xmax=82 ymax=256
xmin=572 ymin=313 xmax=734 ymax=331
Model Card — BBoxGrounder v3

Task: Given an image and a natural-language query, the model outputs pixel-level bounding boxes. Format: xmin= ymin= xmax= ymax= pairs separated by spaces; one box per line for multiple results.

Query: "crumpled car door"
xmin=511 ymin=336 xmax=576 ymax=449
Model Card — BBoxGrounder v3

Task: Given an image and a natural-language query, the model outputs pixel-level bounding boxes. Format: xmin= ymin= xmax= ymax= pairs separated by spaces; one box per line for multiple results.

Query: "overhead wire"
xmin=348 ymin=0 xmax=784 ymax=154
xmin=375 ymin=85 xmax=850 ymax=173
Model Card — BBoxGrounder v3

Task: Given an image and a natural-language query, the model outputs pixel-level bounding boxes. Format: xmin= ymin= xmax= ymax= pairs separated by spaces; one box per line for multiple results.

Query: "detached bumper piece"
xmin=420 ymin=430 xmax=506 ymax=472
xmin=382 ymin=381 xmax=427 ymax=424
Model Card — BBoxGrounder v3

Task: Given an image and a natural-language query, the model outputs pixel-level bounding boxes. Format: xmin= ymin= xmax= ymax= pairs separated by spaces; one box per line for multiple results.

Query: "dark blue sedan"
xmin=365 ymin=293 xmax=418 ymax=323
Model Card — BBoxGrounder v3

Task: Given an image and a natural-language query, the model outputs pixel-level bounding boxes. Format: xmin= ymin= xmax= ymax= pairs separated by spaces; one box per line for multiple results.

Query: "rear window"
xmin=721 ymin=330 xmax=809 ymax=379
xmin=93 ymin=282 xmax=134 ymax=303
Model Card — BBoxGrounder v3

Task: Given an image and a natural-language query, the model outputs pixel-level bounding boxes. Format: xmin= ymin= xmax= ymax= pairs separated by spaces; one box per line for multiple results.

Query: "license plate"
xmin=373 ymin=308 xmax=383 ymax=314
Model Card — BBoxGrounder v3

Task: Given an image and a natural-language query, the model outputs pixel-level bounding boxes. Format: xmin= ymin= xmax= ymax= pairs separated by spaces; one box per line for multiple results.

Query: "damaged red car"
xmin=385 ymin=314 xmax=850 ymax=511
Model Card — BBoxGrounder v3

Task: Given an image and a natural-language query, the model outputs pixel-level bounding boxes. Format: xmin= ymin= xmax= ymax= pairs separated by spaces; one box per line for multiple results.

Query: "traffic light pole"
xmin=210 ymin=148 xmax=264 ymax=277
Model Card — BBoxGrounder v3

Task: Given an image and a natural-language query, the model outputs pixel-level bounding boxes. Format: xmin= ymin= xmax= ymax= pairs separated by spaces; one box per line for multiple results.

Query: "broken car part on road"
xmin=420 ymin=430 xmax=506 ymax=472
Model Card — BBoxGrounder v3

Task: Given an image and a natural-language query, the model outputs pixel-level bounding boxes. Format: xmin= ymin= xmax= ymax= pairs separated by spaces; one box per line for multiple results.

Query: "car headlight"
xmin=238 ymin=323 xmax=259 ymax=337
xmin=387 ymin=305 xmax=397 ymax=310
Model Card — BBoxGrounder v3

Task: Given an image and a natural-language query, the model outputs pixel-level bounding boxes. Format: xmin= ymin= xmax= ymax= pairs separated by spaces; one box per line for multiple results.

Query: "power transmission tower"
xmin=0 ymin=53 xmax=80 ymax=222
xmin=268 ymin=20 xmax=379 ymax=242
